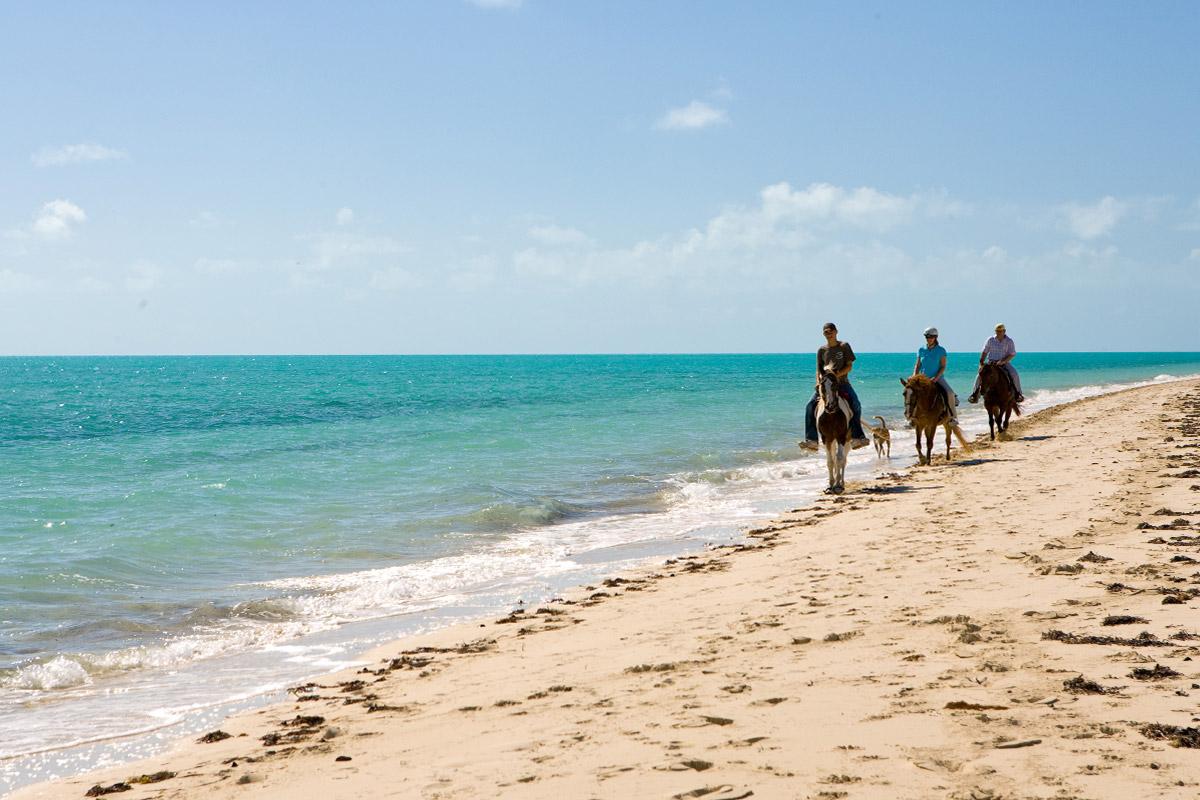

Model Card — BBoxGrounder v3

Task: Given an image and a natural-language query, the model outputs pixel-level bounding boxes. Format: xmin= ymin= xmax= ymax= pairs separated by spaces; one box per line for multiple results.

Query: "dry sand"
xmin=14 ymin=378 xmax=1200 ymax=800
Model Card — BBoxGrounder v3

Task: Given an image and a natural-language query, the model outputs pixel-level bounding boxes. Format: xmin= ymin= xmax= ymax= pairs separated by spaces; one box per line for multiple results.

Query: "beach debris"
xmin=791 ymin=636 xmax=813 ymax=645
xmin=128 ymin=772 xmax=174 ymax=785
xmin=282 ymin=714 xmax=324 ymax=727
xmin=822 ymin=774 xmax=860 ymax=784
xmin=994 ymin=738 xmax=1042 ymax=749
xmin=335 ymin=755 xmax=352 ymax=762
xmin=197 ymin=729 xmax=231 ymax=743
xmin=386 ymin=655 xmax=432 ymax=671
xmin=1078 ymin=551 xmax=1113 ymax=563
xmin=1129 ymin=664 xmax=1182 ymax=680
xmin=701 ymin=715 xmax=735 ymax=726
xmin=365 ymin=702 xmax=409 ymax=713
xmin=944 ymin=701 xmax=1008 ymax=711
xmin=1042 ymin=629 xmax=1169 ymax=647
xmin=625 ymin=662 xmax=676 ymax=673
xmin=1140 ymin=723 xmax=1200 ymax=748
xmin=823 ymin=630 xmax=861 ymax=642
xmin=671 ymin=786 xmax=753 ymax=800
xmin=1041 ymin=562 xmax=1084 ymax=575
xmin=85 ymin=783 xmax=131 ymax=796
xmin=1102 ymin=615 xmax=1149 ymax=626
xmin=1063 ymin=675 xmax=1119 ymax=695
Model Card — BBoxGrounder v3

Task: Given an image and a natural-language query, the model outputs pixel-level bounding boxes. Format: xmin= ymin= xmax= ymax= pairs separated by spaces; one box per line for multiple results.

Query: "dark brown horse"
xmin=816 ymin=373 xmax=850 ymax=493
xmin=979 ymin=363 xmax=1022 ymax=440
xmin=899 ymin=374 xmax=969 ymax=465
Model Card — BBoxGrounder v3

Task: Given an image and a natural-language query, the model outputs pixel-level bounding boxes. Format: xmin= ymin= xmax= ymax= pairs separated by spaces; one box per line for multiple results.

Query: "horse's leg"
xmin=839 ymin=441 xmax=847 ymax=489
xmin=945 ymin=424 xmax=952 ymax=461
xmin=924 ymin=427 xmax=934 ymax=465
xmin=825 ymin=442 xmax=835 ymax=491
xmin=988 ymin=408 xmax=996 ymax=440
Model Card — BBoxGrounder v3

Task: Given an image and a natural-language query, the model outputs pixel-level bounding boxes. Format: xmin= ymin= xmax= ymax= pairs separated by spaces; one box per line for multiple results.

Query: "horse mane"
xmin=907 ymin=373 xmax=935 ymax=388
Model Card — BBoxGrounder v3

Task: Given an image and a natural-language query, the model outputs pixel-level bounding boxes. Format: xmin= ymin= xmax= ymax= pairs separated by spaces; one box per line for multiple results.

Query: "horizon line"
xmin=3 ymin=350 xmax=1200 ymax=359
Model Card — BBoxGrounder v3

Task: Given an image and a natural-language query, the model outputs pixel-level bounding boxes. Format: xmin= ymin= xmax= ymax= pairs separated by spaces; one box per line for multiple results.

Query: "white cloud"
xmin=304 ymin=232 xmax=408 ymax=270
xmin=189 ymin=211 xmax=224 ymax=229
xmin=1188 ymin=248 xmax=1200 ymax=261
xmin=31 ymin=200 xmax=87 ymax=241
xmin=982 ymin=245 xmax=1007 ymax=262
xmin=1181 ymin=198 xmax=1200 ymax=231
xmin=448 ymin=255 xmax=499 ymax=292
xmin=75 ymin=275 xmax=112 ymax=294
xmin=194 ymin=258 xmax=241 ymax=274
xmin=335 ymin=208 xmax=355 ymax=226
xmin=32 ymin=143 xmax=127 ymax=167
xmin=0 ymin=268 xmax=40 ymax=292
xmin=124 ymin=262 xmax=162 ymax=293
xmin=655 ymin=101 xmax=729 ymax=131
xmin=467 ymin=0 xmax=522 ymax=8
xmin=711 ymin=80 xmax=734 ymax=101
xmin=369 ymin=267 xmax=424 ymax=291
xmin=528 ymin=224 xmax=593 ymax=247
xmin=1061 ymin=195 xmax=1126 ymax=239
xmin=508 ymin=181 xmax=963 ymax=288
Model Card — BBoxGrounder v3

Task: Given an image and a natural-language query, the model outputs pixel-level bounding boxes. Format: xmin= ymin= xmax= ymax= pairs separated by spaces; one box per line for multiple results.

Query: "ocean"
xmin=2 ymin=352 xmax=1199 ymax=793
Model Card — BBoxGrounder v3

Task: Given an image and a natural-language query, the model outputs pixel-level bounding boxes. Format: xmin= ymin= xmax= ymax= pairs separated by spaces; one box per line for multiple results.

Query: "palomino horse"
xmin=979 ymin=362 xmax=1022 ymax=440
xmin=899 ymin=374 xmax=970 ymax=465
xmin=816 ymin=373 xmax=851 ymax=493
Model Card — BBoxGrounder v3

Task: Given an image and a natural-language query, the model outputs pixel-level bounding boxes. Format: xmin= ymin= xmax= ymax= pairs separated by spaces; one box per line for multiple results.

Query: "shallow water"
xmin=2 ymin=352 xmax=1199 ymax=793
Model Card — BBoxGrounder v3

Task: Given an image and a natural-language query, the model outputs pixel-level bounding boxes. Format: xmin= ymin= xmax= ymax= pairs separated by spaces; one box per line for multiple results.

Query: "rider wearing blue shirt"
xmin=911 ymin=327 xmax=958 ymax=421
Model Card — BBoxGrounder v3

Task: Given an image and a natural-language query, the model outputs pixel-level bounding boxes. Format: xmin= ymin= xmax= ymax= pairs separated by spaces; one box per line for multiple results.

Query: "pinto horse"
xmin=816 ymin=373 xmax=851 ymax=493
xmin=979 ymin=362 xmax=1022 ymax=440
xmin=899 ymin=374 xmax=970 ymax=465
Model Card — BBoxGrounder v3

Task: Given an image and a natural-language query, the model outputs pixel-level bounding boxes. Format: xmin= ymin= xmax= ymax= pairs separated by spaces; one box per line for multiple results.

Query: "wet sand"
xmin=13 ymin=378 xmax=1200 ymax=800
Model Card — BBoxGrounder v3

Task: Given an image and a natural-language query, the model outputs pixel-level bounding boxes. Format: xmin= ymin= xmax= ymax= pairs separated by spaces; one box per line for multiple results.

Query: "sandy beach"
xmin=14 ymin=377 xmax=1200 ymax=800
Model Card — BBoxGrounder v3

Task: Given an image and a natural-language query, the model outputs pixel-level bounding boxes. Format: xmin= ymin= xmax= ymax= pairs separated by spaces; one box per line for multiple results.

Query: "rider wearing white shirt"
xmin=968 ymin=323 xmax=1024 ymax=403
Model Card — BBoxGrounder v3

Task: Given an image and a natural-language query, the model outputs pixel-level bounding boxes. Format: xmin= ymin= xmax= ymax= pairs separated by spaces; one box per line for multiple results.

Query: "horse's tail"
xmin=950 ymin=424 xmax=971 ymax=452
xmin=1011 ymin=402 xmax=1023 ymax=417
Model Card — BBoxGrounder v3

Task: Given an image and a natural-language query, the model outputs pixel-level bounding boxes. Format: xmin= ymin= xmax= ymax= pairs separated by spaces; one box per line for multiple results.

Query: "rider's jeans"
xmin=805 ymin=382 xmax=866 ymax=442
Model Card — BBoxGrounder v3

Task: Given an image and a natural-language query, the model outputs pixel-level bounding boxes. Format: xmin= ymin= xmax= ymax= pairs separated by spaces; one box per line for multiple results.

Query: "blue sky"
xmin=2 ymin=1 xmax=1198 ymax=354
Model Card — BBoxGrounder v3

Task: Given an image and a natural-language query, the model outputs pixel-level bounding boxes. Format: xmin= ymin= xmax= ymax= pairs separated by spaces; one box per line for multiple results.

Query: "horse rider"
xmin=967 ymin=322 xmax=1025 ymax=403
xmin=910 ymin=326 xmax=958 ymax=421
xmin=800 ymin=322 xmax=870 ymax=451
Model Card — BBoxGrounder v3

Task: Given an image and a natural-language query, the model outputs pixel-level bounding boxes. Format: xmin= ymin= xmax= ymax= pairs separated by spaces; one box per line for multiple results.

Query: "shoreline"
xmin=11 ymin=376 xmax=1200 ymax=799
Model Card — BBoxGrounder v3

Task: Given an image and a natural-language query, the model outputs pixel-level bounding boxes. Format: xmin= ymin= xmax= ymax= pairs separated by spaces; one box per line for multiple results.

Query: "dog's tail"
xmin=950 ymin=423 xmax=971 ymax=452
xmin=873 ymin=415 xmax=888 ymax=431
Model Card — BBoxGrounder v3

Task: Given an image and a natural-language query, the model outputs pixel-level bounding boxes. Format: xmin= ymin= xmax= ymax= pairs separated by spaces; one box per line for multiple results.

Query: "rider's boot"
xmin=799 ymin=439 xmax=819 ymax=452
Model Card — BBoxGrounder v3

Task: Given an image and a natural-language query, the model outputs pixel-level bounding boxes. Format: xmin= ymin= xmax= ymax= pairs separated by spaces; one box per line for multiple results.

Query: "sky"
xmin=2 ymin=1 xmax=1198 ymax=355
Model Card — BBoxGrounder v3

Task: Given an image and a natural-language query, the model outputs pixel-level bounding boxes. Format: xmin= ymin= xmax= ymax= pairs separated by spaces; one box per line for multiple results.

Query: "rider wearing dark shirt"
xmin=801 ymin=322 xmax=869 ymax=451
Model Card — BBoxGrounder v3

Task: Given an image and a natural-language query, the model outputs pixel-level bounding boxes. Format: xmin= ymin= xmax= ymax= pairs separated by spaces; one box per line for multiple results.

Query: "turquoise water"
xmin=2 ymin=352 xmax=1199 ymax=789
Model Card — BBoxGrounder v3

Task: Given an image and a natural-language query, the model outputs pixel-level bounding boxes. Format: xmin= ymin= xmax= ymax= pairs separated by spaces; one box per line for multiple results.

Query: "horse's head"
xmin=979 ymin=362 xmax=1003 ymax=390
xmin=818 ymin=373 xmax=838 ymax=412
xmin=900 ymin=374 xmax=935 ymax=420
